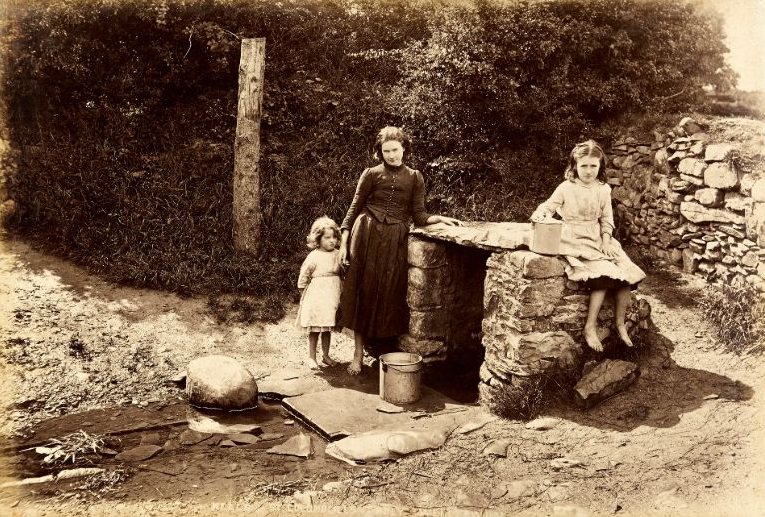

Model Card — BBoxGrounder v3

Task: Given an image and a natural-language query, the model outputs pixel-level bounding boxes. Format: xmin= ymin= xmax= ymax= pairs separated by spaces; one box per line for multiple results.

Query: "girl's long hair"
xmin=564 ymin=139 xmax=607 ymax=183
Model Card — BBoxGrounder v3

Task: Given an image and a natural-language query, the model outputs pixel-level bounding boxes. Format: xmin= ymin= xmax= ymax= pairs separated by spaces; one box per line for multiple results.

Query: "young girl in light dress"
xmin=530 ymin=140 xmax=646 ymax=352
xmin=296 ymin=216 xmax=343 ymax=369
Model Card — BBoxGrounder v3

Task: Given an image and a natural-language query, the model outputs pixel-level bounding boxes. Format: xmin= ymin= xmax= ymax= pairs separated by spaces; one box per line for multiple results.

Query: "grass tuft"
xmin=700 ymin=285 xmax=765 ymax=354
xmin=481 ymin=376 xmax=549 ymax=421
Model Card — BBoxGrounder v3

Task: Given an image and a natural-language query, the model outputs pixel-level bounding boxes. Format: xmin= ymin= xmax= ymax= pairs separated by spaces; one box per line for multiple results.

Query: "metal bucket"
xmin=379 ymin=352 xmax=423 ymax=405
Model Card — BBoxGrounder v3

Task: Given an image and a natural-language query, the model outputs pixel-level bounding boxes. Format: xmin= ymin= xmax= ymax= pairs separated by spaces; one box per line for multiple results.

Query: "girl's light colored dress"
xmin=296 ymin=249 xmax=342 ymax=333
xmin=532 ymin=179 xmax=646 ymax=285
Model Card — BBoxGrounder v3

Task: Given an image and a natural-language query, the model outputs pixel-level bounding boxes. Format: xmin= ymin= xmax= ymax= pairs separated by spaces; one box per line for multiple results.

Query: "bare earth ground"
xmin=1 ymin=235 xmax=764 ymax=516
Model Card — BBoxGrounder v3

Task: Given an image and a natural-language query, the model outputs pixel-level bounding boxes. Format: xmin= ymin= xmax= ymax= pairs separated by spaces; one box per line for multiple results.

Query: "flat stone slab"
xmin=115 ymin=444 xmax=162 ymax=462
xmin=187 ymin=408 xmax=262 ymax=435
xmin=258 ymin=369 xmax=333 ymax=398
xmin=179 ymin=429 xmax=211 ymax=445
xmin=282 ymin=386 xmax=479 ymax=441
xmin=410 ymin=221 xmax=530 ymax=251
xmin=266 ymin=433 xmax=312 ymax=458
xmin=326 ymin=428 xmax=449 ymax=465
xmin=227 ymin=433 xmax=261 ymax=445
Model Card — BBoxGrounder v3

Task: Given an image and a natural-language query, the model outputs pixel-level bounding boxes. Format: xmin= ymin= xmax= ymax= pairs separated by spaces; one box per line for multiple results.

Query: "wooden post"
xmin=233 ymin=38 xmax=265 ymax=253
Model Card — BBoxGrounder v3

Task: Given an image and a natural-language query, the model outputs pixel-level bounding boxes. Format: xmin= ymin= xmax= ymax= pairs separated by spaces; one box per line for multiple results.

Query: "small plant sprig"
xmin=77 ymin=467 xmax=132 ymax=494
xmin=28 ymin=430 xmax=105 ymax=465
xmin=254 ymin=478 xmax=312 ymax=497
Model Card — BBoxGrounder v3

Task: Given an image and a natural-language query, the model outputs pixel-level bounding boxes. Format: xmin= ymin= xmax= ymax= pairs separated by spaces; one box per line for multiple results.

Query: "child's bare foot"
xmin=347 ymin=361 xmax=362 ymax=375
xmin=616 ymin=325 xmax=634 ymax=347
xmin=322 ymin=356 xmax=338 ymax=367
xmin=307 ymin=358 xmax=321 ymax=370
xmin=584 ymin=326 xmax=603 ymax=352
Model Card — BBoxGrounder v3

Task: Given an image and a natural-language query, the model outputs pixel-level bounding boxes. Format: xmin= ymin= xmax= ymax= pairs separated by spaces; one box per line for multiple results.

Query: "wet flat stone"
xmin=258 ymin=433 xmax=284 ymax=442
xmin=258 ymin=369 xmax=329 ymax=398
xmin=140 ymin=432 xmax=162 ymax=445
xmin=187 ymin=411 xmax=261 ymax=435
xmin=283 ymin=387 xmax=471 ymax=440
xmin=227 ymin=433 xmax=261 ymax=445
xmin=266 ymin=433 xmax=312 ymax=458
xmin=162 ymin=438 xmax=181 ymax=451
xmin=115 ymin=444 xmax=163 ymax=462
xmin=179 ymin=429 xmax=212 ymax=445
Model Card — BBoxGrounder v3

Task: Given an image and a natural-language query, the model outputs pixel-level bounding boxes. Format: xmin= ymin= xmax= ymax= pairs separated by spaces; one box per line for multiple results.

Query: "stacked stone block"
xmin=478 ymin=250 xmax=651 ymax=417
xmin=609 ymin=119 xmax=765 ymax=292
xmin=399 ymin=236 xmax=488 ymax=364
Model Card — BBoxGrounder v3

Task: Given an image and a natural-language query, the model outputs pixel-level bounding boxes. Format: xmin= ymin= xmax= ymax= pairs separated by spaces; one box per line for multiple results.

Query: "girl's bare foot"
xmin=584 ymin=326 xmax=603 ymax=352
xmin=322 ymin=356 xmax=338 ymax=367
xmin=616 ymin=325 xmax=634 ymax=347
xmin=347 ymin=361 xmax=362 ymax=375
xmin=307 ymin=358 xmax=321 ymax=370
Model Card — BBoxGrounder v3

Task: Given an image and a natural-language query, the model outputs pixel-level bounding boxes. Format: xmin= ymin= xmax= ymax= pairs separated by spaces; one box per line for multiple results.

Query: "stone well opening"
xmin=400 ymin=223 xmax=652 ymax=416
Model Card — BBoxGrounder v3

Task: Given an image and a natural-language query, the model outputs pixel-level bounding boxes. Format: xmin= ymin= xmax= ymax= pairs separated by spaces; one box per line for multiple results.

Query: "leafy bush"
xmin=0 ymin=0 xmax=733 ymax=302
xmin=700 ymin=285 xmax=765 ymax=353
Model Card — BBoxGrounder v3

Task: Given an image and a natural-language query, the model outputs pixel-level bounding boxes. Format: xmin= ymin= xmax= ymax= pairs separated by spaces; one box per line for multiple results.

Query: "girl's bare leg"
xmin=614 ymin=286 xmax=634 ymax=347
xmin=348 ymin=332 xmax=365 ymax=375
xmin=320 ymin=331 xmax=337 ymax=366
xmin=584 ymin=289 xmax=607 ymax=352
xmin=307 ymin=332 xmax=320 ymax=369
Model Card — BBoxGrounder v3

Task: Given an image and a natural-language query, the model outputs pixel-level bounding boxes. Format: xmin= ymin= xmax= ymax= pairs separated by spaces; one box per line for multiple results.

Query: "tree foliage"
xmin=0 ymin=0 xmax=733 ymax=295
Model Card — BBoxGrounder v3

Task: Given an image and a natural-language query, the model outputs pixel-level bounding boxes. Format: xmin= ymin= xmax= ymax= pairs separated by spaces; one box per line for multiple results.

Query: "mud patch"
xmin=5 ymin=399 xmax=350 ymax=505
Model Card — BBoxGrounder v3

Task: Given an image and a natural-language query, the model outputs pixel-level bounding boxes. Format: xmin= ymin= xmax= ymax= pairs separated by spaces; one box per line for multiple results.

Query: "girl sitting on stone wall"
xmin=530 ymin=139 xmax=646 ymax=351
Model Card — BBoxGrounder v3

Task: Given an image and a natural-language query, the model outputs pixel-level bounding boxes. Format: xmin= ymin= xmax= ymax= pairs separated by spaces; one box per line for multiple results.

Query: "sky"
xmin=700 ymin=0 xmax=765 ymax=91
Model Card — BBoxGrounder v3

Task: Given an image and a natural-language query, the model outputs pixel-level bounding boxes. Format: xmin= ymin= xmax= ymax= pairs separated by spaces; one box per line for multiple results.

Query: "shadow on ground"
xmin=1 ymin=238 xmax=242 ymax=333
xmin=546 ymin=327 xmax=753 ymax=431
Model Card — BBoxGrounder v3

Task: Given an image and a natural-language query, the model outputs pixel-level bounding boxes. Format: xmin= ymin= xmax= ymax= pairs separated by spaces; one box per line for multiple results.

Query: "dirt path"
xmin=1 ymin=235 xmax=764 ymax=516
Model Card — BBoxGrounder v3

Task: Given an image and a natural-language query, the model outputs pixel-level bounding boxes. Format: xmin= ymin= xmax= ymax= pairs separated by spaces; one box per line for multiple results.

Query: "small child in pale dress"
xmin=296 ymin=216 xmax=343 ymax=369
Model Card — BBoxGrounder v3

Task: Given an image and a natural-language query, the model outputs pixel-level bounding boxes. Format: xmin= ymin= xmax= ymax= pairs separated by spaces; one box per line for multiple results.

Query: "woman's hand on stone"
xmin=435 ymin=215 xmax=462 ymax=226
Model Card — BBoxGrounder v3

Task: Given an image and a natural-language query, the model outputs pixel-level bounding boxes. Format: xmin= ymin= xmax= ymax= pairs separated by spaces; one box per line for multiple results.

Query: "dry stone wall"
xmin=608 ymin=117 xmax=765 ymax=291
xmin=402 ymin=224 xmax=653 ymax=418
xmin=399 ymin=235 xmax=490 ymax=365
xmin=479 ymin=251 xmax=650 ymax=417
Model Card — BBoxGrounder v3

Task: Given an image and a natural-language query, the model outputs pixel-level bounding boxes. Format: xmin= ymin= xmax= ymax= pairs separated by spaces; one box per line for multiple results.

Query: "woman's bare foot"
xmin=347 ymin=361 xmax=362 ymax=375
xmin=322 ymin=356 xmax=338 ymax=367
xmin=616 ymin=325 xmax=634 ymax=347
xmin=307 ymin=358 xmax=321 ymax=370
xmin=584 ymin=326 xmax=603 ymax=352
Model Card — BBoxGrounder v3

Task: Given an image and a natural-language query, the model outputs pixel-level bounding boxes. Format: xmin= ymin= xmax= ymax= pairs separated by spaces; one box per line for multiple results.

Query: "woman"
xmin=339 ymin=126 xmax=461 ymax=375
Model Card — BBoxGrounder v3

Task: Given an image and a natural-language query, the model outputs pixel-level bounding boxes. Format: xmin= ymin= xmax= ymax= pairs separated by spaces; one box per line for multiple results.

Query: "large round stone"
xmin=186 ymin=355 xmax=258 ymax=409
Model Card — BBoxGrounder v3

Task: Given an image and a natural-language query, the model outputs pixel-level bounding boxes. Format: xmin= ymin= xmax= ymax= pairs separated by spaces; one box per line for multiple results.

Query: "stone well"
xmin=401 ymin=222 xmax=652 ymax=417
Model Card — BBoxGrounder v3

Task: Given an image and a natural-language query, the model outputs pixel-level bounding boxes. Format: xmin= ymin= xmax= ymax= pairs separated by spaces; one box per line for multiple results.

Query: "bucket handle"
xmin=381 ymin=362 xmax=418 ymax=373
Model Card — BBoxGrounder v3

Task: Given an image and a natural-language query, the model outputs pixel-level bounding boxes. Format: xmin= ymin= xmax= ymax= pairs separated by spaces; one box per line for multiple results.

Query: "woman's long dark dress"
xmin=340 ymin=162 xmax=431 ymax=339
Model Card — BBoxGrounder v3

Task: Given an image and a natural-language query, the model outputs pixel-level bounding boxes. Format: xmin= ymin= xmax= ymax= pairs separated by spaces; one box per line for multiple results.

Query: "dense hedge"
xmin=0 ymin=0 xmax=732 ymax=297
